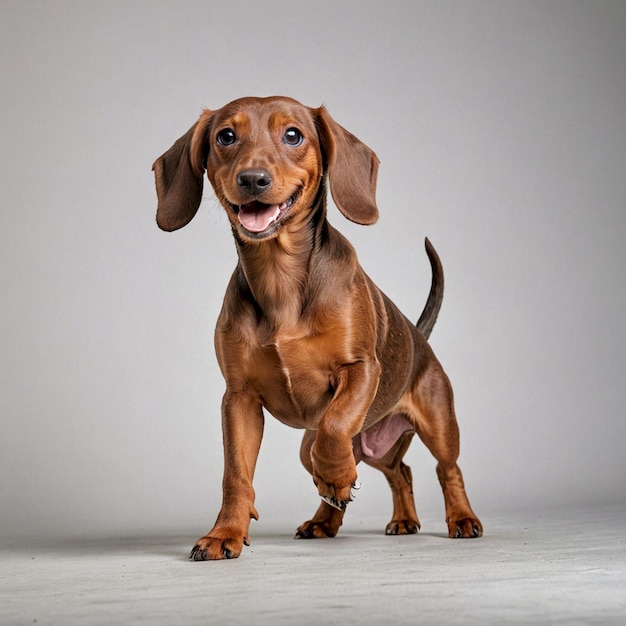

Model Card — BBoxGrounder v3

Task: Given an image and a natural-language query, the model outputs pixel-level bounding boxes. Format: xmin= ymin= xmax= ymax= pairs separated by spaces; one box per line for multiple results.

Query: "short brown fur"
xmin=153 ymin=96 xmax=482 ymax=560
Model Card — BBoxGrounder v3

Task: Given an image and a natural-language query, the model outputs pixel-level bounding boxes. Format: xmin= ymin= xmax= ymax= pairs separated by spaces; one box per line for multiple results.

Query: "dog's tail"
xmin=416 ymin=238 xmax=444 ymax=340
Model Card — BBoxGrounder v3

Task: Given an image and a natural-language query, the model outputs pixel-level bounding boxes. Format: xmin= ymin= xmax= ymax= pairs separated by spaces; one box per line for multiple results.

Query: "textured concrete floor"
xmin=1 ymin=506 xmax=625 ymax=625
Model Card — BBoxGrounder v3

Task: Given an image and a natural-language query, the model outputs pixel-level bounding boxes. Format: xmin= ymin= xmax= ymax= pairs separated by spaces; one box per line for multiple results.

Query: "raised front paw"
xmin=190 ymin=529 xmax=250 ymax=560
xmin=447 ymin=517 xmax=483 ymax=539
xmin=313 ymin=475 xmax=359 ymax=511
xmin=311 ymin=444 xmax=359 ymax=511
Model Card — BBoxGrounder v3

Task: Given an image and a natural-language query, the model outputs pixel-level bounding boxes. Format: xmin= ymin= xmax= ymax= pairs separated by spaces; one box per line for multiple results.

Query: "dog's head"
xmin=153 ymin=96 xmax=379 ymax=240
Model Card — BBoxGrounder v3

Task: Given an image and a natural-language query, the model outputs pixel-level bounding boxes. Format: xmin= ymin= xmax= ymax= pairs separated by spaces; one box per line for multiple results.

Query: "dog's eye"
xmin=216 ymin=128 xmax=237 ymax=146
xmin=283 ymin=127 xmax=304 ymax=146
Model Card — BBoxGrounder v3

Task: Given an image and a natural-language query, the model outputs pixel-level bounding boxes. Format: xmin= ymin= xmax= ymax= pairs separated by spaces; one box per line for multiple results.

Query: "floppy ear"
xmin=315 ymin=106 xmax=379 ymax=225
xmin=152 ymin=110 xmax=213 ymax=231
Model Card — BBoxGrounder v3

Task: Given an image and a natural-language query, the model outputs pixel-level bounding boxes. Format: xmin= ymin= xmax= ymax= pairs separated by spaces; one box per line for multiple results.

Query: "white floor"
xmin=1 ymin=506 xmax=625 ymax=625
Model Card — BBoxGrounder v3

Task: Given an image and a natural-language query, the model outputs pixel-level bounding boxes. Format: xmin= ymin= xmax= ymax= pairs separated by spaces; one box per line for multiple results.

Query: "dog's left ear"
xmin=152 ymin=110 xmax=213 ymax=231
xmin=315 ymin=107 xmax=379 ymax=225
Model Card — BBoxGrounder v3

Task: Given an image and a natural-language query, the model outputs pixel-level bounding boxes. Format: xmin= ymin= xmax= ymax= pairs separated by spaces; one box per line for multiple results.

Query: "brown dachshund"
xmin=153 ymin=96 xmax=482 ymax=560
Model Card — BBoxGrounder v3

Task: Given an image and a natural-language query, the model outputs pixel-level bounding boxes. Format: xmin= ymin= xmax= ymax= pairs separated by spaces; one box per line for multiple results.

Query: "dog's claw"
xmin=321 ymin=482 xmax=359 ymax=511
xmin=322 ymin=495 xmax=347 ymax=511
xmin=385 ymin=520 xmax=420 ymax=535
xmin=449 ymin=517 xmax=483 ymax=539
xmin=189 ymin=547 xmax=207 ymax=561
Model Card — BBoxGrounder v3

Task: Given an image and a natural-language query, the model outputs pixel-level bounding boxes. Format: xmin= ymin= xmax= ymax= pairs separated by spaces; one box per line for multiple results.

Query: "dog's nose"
xmin=237 ymin=169 xmax=272 ymax=196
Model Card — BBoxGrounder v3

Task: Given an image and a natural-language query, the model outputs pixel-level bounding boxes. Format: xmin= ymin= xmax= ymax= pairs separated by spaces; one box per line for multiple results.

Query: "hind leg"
xmin=409 ymin=361 xmax=483 ymax=538
xmin=295 ymin=430 xmax=346 ymax=538
xmin=363 ymin=430 xmax=421 ymax=535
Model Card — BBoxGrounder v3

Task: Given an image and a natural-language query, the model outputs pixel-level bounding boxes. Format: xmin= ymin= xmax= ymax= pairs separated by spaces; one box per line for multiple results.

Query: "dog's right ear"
xmin=152 ymin=110 xmax=214 ymax=231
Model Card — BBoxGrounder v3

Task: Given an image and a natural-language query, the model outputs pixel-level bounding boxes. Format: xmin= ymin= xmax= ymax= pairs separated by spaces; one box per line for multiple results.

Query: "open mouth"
xmin=233 ymin=189 xmax=301 ymax=236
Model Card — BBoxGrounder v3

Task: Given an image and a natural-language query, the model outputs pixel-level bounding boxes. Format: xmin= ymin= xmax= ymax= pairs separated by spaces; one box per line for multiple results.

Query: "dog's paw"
xmin=294 ymin=499 xmax=345 ymax=539
xmin=313 ymin=465 xmax=359 ymax=511
xmin=313 ymin=480 xmax=358 ymax=511
xmin=189 ymin=531 xmax=250 ymax=560
xmin=311 ymin=441 xmax=359 ymax=509
xmin=447 ymin=517 xmax=483 ymax=539
xmin=325 ymin=482 xmax=360 ymax=510
xmin=321 ymin=494 xmax=350 ymax=511
xmin=295 ymin=520 xmax=340 ymax=539
xmin=385 ymin=519 xmax=420 ymax=536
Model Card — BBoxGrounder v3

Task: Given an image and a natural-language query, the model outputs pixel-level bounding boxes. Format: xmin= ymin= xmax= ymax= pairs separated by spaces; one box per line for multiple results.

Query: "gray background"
xmin=1 ymin=0 xmax=624 ymax=541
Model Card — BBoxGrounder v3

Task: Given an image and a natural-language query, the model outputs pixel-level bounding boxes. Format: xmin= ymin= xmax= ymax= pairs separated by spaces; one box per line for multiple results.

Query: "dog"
xmin=153 ymin=96 xmax=482 ymax=560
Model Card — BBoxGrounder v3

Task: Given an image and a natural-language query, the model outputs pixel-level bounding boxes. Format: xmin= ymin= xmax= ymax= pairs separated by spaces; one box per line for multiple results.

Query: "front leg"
xmin=311 ymin=359 xmax=381 ymax=509
xmin=190 ymin=389 xmax=264 ymax=560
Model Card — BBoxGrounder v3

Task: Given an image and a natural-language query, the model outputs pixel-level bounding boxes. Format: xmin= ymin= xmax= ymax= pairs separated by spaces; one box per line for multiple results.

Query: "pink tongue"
xmin=238 ymin=202 xmax=281 ymax=232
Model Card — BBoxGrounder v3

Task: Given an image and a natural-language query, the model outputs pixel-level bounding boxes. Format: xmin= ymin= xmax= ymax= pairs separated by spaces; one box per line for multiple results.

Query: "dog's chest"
xmin=257 ymin=337 xmax=334 ymax=428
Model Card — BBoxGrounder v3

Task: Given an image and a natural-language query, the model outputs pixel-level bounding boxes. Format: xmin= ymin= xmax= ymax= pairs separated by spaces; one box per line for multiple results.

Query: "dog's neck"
xmin=233 ymin=193 xmax=328 ymax=331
